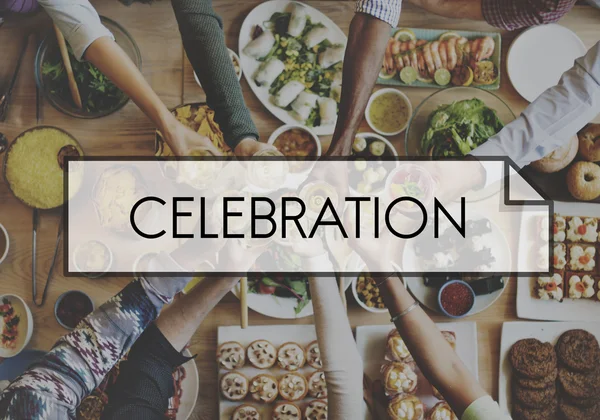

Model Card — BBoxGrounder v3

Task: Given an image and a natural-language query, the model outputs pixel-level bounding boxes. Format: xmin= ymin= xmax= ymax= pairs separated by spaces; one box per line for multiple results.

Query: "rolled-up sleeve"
xmin=481 ymin=0 xmax=576 ymax=31
xmin=38 ymin=0 xmax=114 ymax=60
xmin=355 ymin=0 xmax=402 ymax=27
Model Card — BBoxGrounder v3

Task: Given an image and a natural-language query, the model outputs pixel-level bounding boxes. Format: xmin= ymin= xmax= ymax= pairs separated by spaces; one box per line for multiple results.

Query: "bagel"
xmin=567 ymin=161 xmax=600 ymax=201
xmin=578 ymin=124 xmax=600 ymax=162
xmin=531 ymin=135 xmax=578 ymax=173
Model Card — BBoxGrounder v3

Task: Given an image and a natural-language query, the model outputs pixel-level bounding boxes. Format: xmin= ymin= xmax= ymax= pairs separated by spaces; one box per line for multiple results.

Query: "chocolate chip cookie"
xmin=510 ymin=338 xmax=557 ymax=379
xmin=512 ymin=399 xmax=557 ymax=420
xmin=515 ymin=367 xmax=558 ymax=390
xmin=558 ymin=399 xmax=600 ymax=420
xmin=513 ymin=382 xmax=556 ymax=409
xmin=559 ymin=365 xmax=600 ymax=399
xmin=556 ymin=330 xmax=600 ymax=373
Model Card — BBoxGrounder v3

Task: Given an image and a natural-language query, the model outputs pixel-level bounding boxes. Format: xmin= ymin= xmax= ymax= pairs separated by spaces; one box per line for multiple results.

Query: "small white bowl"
xmin=0 ymin=294 xmax=33 ymax=358
xmin=0 ymin=223 xmax=9 ymax=266
xmin=349 ymin=132 xmax=399 ymax=196
xmin=73 ymin=240 xmax=113 ymax=279
xmin=365 ymin=88 xmax=413 ymax=136
xmin=194 ymin=48 xmax=242 ymax=89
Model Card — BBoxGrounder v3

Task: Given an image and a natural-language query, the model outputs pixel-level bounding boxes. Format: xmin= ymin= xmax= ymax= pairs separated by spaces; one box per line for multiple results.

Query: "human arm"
xmin=480 ymin=0 xmax=576 ymax=30
xmin=171 ymin=0 xmax=271 ymax=156
xmin=470 ymin=40 xmax=600 ymax=188
xmin=328 ymin=1 xmax=401 ymax=156
xmin=405 ymin=0 xmax=483 ymax=20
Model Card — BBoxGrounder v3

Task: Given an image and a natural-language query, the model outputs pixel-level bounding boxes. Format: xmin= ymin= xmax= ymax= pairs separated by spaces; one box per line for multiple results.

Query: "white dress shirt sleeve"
xmin=38 ymin=0 xmax=114 ymax=60
xmin=355 ymin=0 xmax=403 ymax=27
xmin=470 ymin=41 xmax=600 ymax=188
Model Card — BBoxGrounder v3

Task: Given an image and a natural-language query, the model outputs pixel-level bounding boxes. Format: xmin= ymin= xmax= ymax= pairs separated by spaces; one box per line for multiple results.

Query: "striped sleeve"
xmin=355 ymin=0 xmax=402 ymax=27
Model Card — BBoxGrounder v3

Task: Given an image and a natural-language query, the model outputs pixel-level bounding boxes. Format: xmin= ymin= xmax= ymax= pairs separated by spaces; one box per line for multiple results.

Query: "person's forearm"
xmin=83 ymin=37 xmax=181 ymax=148
xmin=328 ymin=13 xmax=391 ymax=156
xmin=155 ymin=276 xmax=239 ymax=351
xmin=171 ymin=0 xmax=259 ymax=150
xmin=405 ymin=0 xmax=483 ymax=20
xmin=379 ymin=276 xmax=487 ymax=416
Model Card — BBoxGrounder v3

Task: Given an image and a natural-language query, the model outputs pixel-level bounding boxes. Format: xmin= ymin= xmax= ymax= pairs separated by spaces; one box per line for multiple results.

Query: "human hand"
xmin=234 ymin=137 xmax=278 ymax=157
xmin=290 ymin=236 xmax=326 ymax=258
xmin=163 ymin=119 xmax=223 ymax=156
xmin=422 ymin=158 xmax=486 ymax=203
xmin=215 ymin=239 xmax=269 ymax=273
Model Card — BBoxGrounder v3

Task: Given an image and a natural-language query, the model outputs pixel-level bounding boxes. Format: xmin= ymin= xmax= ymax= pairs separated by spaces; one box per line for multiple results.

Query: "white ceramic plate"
xmin=232 ymin=276 xmax=352 ymax=319
xmin=516 ymin=201 xmax=600 ymax=321
xmin=218 ymin=324 xmax=322 ymax=419
xmin=507 ymin=24 xmax=587 ymax=102
xmin=356 ymin=322 xmax=478 ymax=419
xmin=238 ymin=0 xmax=347 ymax=135
xmin=498 ymin=321 xmax=600 ymax=418
xmin=177 ymin=350 xmax=200 ymax=420
xmin=402 ymin=215 xmax=511 ymax=317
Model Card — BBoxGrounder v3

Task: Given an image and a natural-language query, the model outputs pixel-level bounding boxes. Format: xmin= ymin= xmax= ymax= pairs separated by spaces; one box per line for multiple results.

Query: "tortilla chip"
xmin=176 ymin=105 xmax=192 ymax=119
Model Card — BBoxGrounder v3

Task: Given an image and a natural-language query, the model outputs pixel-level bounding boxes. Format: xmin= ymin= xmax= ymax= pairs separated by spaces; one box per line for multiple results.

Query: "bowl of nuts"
xmin=352 ymin=263 xmax=405 ymax=313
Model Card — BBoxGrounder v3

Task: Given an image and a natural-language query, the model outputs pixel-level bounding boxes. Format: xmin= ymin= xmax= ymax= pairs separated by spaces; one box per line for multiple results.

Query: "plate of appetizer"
xmin=218 ymin=325 xmax=330 ymax=420
xmin=356 ymin=322 xmax=478 ymax=420
xmin=239 ymin=0 xmax=346 ymax=135
xmin=378 ymin=27 xmax=501 ymax=90
xmin=403 ymin=215 xmax=511 ymax=317
xmin=0 ymin=294 xmax=33 ymax=358
xmin=517 ymin=202 xmax=600 ymax=321
xmin=499 ymin=322 xmax=600 ymax=420
xmin=233 ymin=245 xmax=352 ymax=319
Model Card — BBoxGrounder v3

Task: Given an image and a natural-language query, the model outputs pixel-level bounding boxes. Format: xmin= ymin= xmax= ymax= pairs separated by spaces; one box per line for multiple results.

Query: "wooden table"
xmin=0 ymin=2 xmax=599 ymax=419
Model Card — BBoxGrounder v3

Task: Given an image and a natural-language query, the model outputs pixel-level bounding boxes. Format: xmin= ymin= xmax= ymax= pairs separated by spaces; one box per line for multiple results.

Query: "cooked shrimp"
xmin=474 ymin=36 xmax=495 ymax=61
xmin=416 ymin=39 xmax=427 ymax=47
xmin=417 ymin=51 xmax=427 ymax=76
xmin=399 ymin=41 xmax=409 ymax=53
xmin=422 ymin=43 xmax=436 ymax=76
xmin=407 ymin=40 xmax=416 ymax=51
xmin=430 ymin=41 xmax=443 ymax=72
xmin=447 ymin=37 xmax=458 ymax=70
xmin=394 ymin=54 xmax=405 ymax=70
xmin=439 ymin=41 xmax=448 ymax=70
xmin=403 ymin=54 xmax=412 ymax=69
xmin=383 ymin=38 xmax=396 ymax=73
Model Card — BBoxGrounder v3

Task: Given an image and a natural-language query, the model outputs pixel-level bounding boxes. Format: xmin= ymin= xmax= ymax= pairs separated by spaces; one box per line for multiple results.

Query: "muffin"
xmin=381 ymin=362 xmax=418 ymax=396
xmin=385 ymin=329 xmax=413 ymax=363
xmin=426 ymin=401 xmax=457 ymax=420
xmin=387 ymin=394 xmax=425 ymax=420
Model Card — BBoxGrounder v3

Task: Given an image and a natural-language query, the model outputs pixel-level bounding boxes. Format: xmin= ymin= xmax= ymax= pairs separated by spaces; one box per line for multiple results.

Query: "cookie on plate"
xmin=568 ymin=244 xmax=596 ymax=272
xmin=512 ymin=399 xmax=557 ymax=420
xmin=567 ymin=273 xmax=596 ymax=299
xmin=277 ymin=342 xmax=306 ymax=371
xmin=426 ymin=401 xmax=457 ymax=420
xmin=512 ymin=382 xmax=556 ymax=409
xmin=536 ymin=272 xmax=564 ymax=301
xmin=248 ymin=374 xmax=278 ymax=403
xmin=306 ymin=340 xmax=323 ymax=369
xmin=509 ymin=338 xmax=557 ymax=379
xmin=554 ymin=215 xmax=567 ymax=242
xmin=304 ymin=399 xmax=328 ymax=420
xmin=385 ymin=329 xmax=414 ymax=363
xmin=567 ymin=217 xmax=598 ymax=243
xmin=278 ymin=372 xmax=308 ymax=401
xmin=558 ymin=365 xmax=600 ymax=399
xmin=272 ymin=402 xmax=302 ymax=420
xmin=556 ymin=330 xmax=600 ymax=372
xmin=381 ymin=362 xmax=418 ymax=396
xmin=558 ymin=399 xmax=600 ymax=419
xmin=553 ymin=243 xmax=567 ymax=270
xmin=247 ymin=339 xmax=277 ymax=369
xmin=220 ymin=372 xmax=249 ymax=401
xmin=217 ymin=341 xmax=245 ymax=370
xmin=515 ymin=367 xmax=557 ymax=390
xmin=307 ymin=370 xmax=328 ymax=399
xmin=231 ymin=404 xmax=260 ymax=420
xmin=387 ymin=394 xmax=424 ymax=420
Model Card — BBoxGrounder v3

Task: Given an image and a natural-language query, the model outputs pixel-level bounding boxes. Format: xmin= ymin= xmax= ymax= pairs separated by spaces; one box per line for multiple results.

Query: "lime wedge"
xmin=438 ymin=31 xmax=461 ymax=42
xmin=393 ymin=28 xmax=416 ymax=42
xmin=379 ymin=66 xmax=397 ymax=79
xmin=400 ymin=67 xmax=417 ymax=85
xmin=434 ymin=68 xmax=451 ymax=86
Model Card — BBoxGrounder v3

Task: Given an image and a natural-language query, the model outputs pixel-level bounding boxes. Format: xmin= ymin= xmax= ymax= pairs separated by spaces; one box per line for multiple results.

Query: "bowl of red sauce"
xmin=438 ymin=280 xmax=475 ymax=318
xmin=54 ymin=291 xmax=95 ymax=330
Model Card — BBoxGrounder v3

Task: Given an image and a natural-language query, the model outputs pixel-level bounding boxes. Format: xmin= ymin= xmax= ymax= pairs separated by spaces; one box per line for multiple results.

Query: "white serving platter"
xmin=355 ymin=322 xmax=478 ymax=419
xmin=238 ymin=0 xmax=347 ymax=135
xmin=498 ymin=321 xmax=600 ymax=418
xmin=516 ymin=201 xmax=600 ymax=321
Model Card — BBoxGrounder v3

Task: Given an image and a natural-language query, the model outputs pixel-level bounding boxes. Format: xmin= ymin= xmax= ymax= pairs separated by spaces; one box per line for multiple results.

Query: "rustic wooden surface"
xmin=0 ymin=2 xmax=599 ymax=419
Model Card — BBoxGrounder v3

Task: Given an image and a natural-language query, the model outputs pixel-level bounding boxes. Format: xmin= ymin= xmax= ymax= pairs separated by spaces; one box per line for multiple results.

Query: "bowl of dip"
xmin=438 ymin=280 xmax=475 ymax=318
xmin=268 ymin=124 xmax=321 ymax=175
xmin=0 ymin=294 xmax=33 ymax=358
xmin=54 ymin=291 xmax=95 ymax=330
xmin=365 ymin=88 xmax=412 ymax=136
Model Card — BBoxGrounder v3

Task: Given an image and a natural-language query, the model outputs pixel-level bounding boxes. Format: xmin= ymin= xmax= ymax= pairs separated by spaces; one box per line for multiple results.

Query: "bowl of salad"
xmin=404 ymin=87 xmax=515 ymax=157
xmin=35 ymin=16 xmax=141 ymax=118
